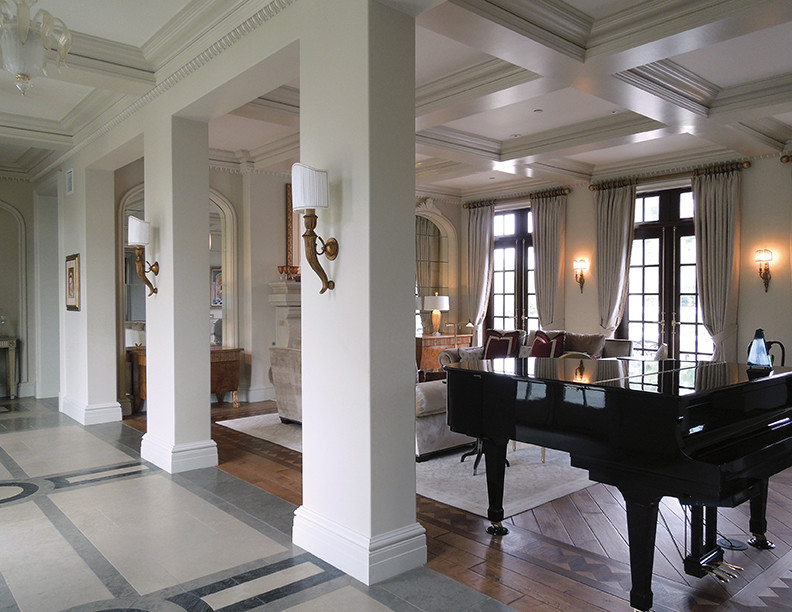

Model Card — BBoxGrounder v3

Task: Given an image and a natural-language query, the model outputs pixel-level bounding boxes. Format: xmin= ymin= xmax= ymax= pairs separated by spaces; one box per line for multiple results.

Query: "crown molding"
xmin=32 ymin=0 xmax=296 ymax=182
xmin=588 ymin=145 xmax=735 ymax=181
xmin=502 ymin=113 xmax=666 ymax=160
xmin=208 ymin=133 xmax=299 ymax=173
xmin=60 ymin=90 xmax=128 ymax=134
xmin=417 ymin=127 xmax=501 ymax=160
xmin=730 ymin=121 xmax=789 ymax=150
xmin=588 ymin=0 xmax=758 ymax=57
xmin=448 ymin=0 xmax=586 ymax=61
xmin=710 ymin=72 xmax=792 ymax=116
xmin=415 ymin=158 xmax=467 ymax=179
xmin=70 ymin=32 xmax=152 ymax=71
xmin=614 ymin=60 xmax=719 ymax=117
xmin=416 ymin=58 xmax=538 ymax=116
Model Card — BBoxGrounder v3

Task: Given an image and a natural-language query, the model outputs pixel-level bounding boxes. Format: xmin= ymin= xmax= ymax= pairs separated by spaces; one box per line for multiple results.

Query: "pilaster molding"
xmin=293 ymin=506 xmax=426 ymax=585
xmin=141 ymin=434 xmax=219 ymax=474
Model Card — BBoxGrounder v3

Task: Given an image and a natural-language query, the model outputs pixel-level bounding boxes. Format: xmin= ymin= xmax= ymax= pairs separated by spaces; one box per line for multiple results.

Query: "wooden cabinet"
xmin=415 ymin=334 xmax=472 ymax=370
xmin=127 ymin=346 xmax=243 ymax=411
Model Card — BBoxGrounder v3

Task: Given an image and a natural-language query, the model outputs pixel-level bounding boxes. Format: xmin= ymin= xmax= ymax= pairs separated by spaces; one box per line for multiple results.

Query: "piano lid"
xmin=445 ymin=357 xmax=792 ymax=398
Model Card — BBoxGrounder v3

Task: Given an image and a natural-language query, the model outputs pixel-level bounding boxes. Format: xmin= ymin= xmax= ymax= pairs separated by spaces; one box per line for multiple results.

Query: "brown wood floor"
xmin=125 ymin=401 xmax=792 ymax=611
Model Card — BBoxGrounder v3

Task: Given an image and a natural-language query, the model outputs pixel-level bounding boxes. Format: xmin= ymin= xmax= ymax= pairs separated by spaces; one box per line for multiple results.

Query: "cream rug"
xmin=416 ymin=443 xmax=592 ymax=518
xmin=217 ymin=413 xmax=302 ymax=452
xmin=216 ymin=414 xmax=590 ymax=518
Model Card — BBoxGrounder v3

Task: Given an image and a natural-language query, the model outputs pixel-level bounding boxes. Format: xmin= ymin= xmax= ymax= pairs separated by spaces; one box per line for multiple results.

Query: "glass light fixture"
xmin=573 ymin=258 xmax=588 ymax=293
xmin=754 ymin=249 xmax=772 ymax=292
xmin=128 ymin=216 xmax=160 ymax=297
xmin=0 ymin=0 xmax=71 ymax=95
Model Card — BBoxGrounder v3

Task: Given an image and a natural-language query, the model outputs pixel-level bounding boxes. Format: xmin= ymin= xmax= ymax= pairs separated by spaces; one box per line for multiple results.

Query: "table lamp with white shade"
xmin=423 ymin=293 xmax=449 ymax=335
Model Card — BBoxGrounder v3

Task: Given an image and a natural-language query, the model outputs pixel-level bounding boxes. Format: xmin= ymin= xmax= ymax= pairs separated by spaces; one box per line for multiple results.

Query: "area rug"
xmin=416 ymin=443 xmax=592 ymax=518
xmin=215 ymin=415 xmax=590 ymax=519
xmin=217 ymin=413 xmax=302 ymax=452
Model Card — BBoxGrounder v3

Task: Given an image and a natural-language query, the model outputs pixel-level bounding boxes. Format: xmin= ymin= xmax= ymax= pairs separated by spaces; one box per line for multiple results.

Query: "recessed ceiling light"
xmin=510 ymin=133 xmax=522 ymax=138
xmin=533 ymin=108 xmax=543 ymax=113
xmin=489 ymin=176 xmax=495 ymax=180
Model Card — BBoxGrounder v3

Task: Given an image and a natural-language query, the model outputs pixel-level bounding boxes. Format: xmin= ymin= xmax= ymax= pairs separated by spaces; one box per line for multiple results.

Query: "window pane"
xmin=628 ymin=322 xmax=642 ymax=342
xmin=679 ymin=265 xmax=696 ymax=293
xmin=526 ymin=247 xmax=535 ymax=268
xmin=503 ymin=247 xmax=515 ymax=270
xmin=504 ymin=214 xmax=515 ymax=236
xmin=505 ymin=271 xmax=515 ymax=294
xmin=493 ymin=271 xmax=504 ymax=294
xmin=494 ymin=248 xmax=504 ymax=270
xmin=679 ymin=236 xmax=696 ymax=264
xmin=679 ymin=294 xmax=697 ymax=323
xmin=644 ymin=295 xmax=659 ymax=321
xmin=644 ymin=196 xmax=660 ymax=222
xmin=629 ymin=266 xmax=643 ymax=293
xmin=527 ymin=272 xmax=535 ymax=294
xmin=643 ymin=323 xmax=659 ymax=344
xmin=629 ymin=295 xmax=643 ymax=319
xmin=645 ymin=239 xmax=660 ymax=265
xmin=493 ymin=215 xmax=503 ymax=237
xmin=504 ymin=294 xmax=515 ymax=318
xmin=644 ymin=266 xmax=659 ymax=293
xmin=634 ymin=199 xmax=644 ymax=224
xmin=526 ymin=295 xmax=538 ymax=318
xmin=494 ymin=294 xmax=504 ymax=316
xmin=526 ymin=212 xmax=533 ymax=234
xmin=679 ymin=323 xmax=697 ymax=352
xmin=698 ymin=329 xmax=713 ymax=354
xmin=680 ymin=192 xmax=694 ymax=218
xmin=631 ymin=239 xmax=644 ymax=266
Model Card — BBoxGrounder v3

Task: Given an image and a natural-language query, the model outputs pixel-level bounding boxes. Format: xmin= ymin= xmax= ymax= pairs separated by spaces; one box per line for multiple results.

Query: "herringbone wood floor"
xmin=125 ymin=401 xmax=792 ymax=611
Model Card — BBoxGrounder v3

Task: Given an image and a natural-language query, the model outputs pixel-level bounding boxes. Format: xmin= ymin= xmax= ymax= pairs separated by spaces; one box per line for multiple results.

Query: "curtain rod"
xmin=463 ymin=186 xmax=571 ymax=209
xmin=588 ymin=160 xmax=751 ymax=191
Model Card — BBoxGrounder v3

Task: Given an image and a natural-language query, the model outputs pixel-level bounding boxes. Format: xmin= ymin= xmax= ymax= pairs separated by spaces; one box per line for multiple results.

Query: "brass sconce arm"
xmin=134 ymin=245 xmax=160 ymax=296
xmin=573 ymin=259 xmax=588 ymax=293
xmin=755 ymin=249 xmax=772 ymax=293
xmin=758 ymin=262 xmax=771 ymax=292
xmin=301 ymin=208 xmax=339 ymax=294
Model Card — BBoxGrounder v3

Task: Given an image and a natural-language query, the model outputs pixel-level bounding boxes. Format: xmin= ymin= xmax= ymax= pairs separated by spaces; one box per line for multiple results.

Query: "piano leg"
xmin=748 ymin=478 xmax=775 ymax=550
xmin=620 ymin=489 xmax=661 ymax=612
xmin=684 ymin=506 xmax=724 ymax=579
xmin=483 ymin=437 xmax=509 ymax=536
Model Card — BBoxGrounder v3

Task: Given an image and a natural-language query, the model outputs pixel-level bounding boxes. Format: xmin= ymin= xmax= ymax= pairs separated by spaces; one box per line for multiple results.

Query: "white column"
xmin=59 ymin=168 xmax=122 ymax=424
xmin=141 ymin=115 xmax=217 ymax=473
xmin=292 ymin=0 xmax=425 ymax=584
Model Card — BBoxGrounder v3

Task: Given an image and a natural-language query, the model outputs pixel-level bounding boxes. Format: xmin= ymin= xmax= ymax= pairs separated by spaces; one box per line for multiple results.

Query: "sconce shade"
xmin=291 ymin=163 xmax=328 ymax=211
xmin=128 ymin=216 xmax=150 ymax=246
xmin=423 ymin=294 xmax=449 ymax=311
xmin=755 ymin=249 xmax=773 ymax=263
xmin=573 ymin=259 xmax=588 ymax=272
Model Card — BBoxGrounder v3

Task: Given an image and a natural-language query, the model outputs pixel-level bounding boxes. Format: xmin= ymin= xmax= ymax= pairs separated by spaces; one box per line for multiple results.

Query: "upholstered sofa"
xmin=415 ymin=374 xmax=474 ymax=461
xmin=438 ymin=329 xmax=634 ymax=366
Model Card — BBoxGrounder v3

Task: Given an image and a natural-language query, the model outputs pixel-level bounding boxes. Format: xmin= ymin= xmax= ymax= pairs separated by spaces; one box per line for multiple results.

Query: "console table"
xmin=127 ymin=346 xmax=243 ymax=411
xmin=415 ymin=334 xmax=472 ymax=370
xmin=0 ymin=337 xmax=17 ymax=399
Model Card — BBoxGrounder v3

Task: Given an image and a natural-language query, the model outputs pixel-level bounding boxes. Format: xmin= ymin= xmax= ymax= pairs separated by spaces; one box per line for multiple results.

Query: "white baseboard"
xmin=60 ymin=396 xmax=122 ymax=425
xmin=241 ymin=384 xmax=274 ymax=403
xmin=141 ymin=434 xmax=218 ymax=474
xmin=293 ymin=506 xmax=426 ymax=585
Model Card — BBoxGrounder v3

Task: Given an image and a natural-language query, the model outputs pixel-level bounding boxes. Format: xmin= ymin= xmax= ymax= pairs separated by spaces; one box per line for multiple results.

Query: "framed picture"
xmin=65 ymin=254 xmax=80 ymax=311
xmin=210 ymin=267 xmax=223 ymax=306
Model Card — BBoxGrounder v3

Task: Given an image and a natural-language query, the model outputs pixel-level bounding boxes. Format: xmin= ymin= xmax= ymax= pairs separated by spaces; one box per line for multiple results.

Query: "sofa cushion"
xmin=459 ymin=346 xmax=484 ymax=361
xmin=483 ymin=329 xmax=524 ymax=358
xmin=564 ymin=332 xmax=606 ymax=358
xmin=529 ymin=330 xmax=564 ymax=357
xmin=416 ymin=379 xmax=447 ymax=417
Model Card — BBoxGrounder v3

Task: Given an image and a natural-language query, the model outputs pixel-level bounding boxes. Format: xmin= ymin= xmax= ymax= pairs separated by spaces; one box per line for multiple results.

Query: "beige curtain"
xmin=595 ymin=184 xmax=636 ymax=336
xmin=532 ymin=194 xmax=567 ymax=329
xmin=692 ymin=171 xmax=741 ymax=361
xmin=467 ymin=204 xmax=494 ymax=345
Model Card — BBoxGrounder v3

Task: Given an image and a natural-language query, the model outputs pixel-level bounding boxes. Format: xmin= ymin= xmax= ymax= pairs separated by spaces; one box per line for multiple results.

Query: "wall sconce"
xmin=128 ymin=216 xmax=159 ymax=296
xmin=291 ymin=163 xmax=338 ymax=294
xmin=573 ymin=259 xmax=588 ymax=293
xmin=423 ymin=293 xmax=449 ymax=335
xmin=755 ymin=249 xmax=772 ymax=292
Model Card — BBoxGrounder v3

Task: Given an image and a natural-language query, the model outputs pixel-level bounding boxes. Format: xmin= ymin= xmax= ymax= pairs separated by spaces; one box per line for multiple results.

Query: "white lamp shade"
xmin=423 ymin=295 xmax=449 ymax=311
xmin=291 ymin=163 xmax=328 ymax=211
xmin=128 ymin=216 xmax=150 ymax=246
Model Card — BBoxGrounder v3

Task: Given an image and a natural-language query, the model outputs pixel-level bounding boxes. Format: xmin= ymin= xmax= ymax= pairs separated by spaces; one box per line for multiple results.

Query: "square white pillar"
xmin=141 ymin=115 xmax=217 ymax=473
xmin=292 ymin=0 xmax=425 ymax=584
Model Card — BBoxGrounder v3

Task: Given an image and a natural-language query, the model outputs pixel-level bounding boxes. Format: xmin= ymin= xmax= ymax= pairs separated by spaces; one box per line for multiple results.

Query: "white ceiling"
xmin=1 ymin=0 xmax=792 ymax=200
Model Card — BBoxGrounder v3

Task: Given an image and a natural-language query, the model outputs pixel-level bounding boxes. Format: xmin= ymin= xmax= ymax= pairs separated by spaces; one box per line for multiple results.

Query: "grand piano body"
xmin=444 ymin=357 xmax=792 ymax=611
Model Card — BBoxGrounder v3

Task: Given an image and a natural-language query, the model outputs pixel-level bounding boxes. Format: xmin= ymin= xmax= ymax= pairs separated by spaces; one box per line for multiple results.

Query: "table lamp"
xmin=423 ymin=293 xmax=449 ymax=335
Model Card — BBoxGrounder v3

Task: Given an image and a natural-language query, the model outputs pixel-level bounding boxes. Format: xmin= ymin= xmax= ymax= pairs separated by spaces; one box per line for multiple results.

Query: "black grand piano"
xmin=444 ymin=357 xmax=792 ymax=611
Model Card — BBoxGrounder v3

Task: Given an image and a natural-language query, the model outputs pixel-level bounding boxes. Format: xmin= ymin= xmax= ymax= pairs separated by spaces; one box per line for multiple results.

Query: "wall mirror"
xmin=415 ymin=212 xmax=450 ymax=336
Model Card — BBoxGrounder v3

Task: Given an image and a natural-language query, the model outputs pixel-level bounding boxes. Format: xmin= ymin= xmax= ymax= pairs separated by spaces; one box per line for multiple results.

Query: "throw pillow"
xmin=530 ymin=330 xmax=564 ymax=358
xmin=483 ymin=329 xmax=522 ymax=359
xmin=564 ymin=332 xmax=606 ymax=358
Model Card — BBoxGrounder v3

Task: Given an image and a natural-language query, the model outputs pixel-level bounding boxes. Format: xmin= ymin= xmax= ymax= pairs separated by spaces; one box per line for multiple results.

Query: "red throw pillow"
xmin=530 ymin=330 xmax=564 ymax=358
xmin=483 ymin=329 xmax=522 ymax=359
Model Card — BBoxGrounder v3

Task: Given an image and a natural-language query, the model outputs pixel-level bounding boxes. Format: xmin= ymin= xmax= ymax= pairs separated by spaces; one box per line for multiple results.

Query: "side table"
xmin=0 ymin=337 xmax=17 ymax=399
xmin=415 ymin=334 xmax=472 ymax=370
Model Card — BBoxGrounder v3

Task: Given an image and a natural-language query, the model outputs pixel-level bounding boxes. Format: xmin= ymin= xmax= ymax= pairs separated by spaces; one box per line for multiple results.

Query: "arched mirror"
xmin=415 ymin=215 xmax=449 ymax=335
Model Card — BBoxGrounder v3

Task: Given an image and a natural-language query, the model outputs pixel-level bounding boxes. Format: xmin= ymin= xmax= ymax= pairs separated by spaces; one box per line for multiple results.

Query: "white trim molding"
xmin=293 ymin=506 xmax=427 ymax=585
xmin=60 ymin=396 xmax=122 ymax=425
xmin=140 ymin=434 xmax=218 ymax=474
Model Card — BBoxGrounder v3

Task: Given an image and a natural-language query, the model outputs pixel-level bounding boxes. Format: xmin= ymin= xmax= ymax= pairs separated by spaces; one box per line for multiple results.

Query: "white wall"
xmin=33 ymin=193 xmax=60 ymax=397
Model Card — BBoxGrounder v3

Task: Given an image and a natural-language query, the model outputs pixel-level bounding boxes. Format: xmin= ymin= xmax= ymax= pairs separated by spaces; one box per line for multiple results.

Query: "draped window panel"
xmin=467 ymin=204 xmax=494 ymax=345
xmin=595 ymin=185 xmax=636 ymax=336
xmin=532 ymin=194 xmax=567 ymax=330
xmin=692 ymin=171 xmax=741 ymax=362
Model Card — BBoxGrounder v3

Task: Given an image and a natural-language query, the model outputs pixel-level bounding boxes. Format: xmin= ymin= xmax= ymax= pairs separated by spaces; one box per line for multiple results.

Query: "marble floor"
xmin=0 ymin=397 xmax=506 ymax=612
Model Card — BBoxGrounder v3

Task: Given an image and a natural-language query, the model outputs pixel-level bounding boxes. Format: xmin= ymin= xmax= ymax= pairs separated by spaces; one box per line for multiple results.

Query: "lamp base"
xmin=431 ymin=309 xmax=441 ymax=335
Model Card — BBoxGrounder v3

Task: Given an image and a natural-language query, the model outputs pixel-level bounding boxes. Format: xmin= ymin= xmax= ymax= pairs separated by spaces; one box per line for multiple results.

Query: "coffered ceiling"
xmin=1 ymin=0 xmax=792 ymax=200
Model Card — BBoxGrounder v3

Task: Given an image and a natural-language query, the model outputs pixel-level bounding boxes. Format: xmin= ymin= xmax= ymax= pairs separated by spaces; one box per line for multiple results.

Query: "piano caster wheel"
xmin=486 ymin=522 xmax=509 ymax=536
xmin=748 ymin=534 xmax=775 ymax=550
